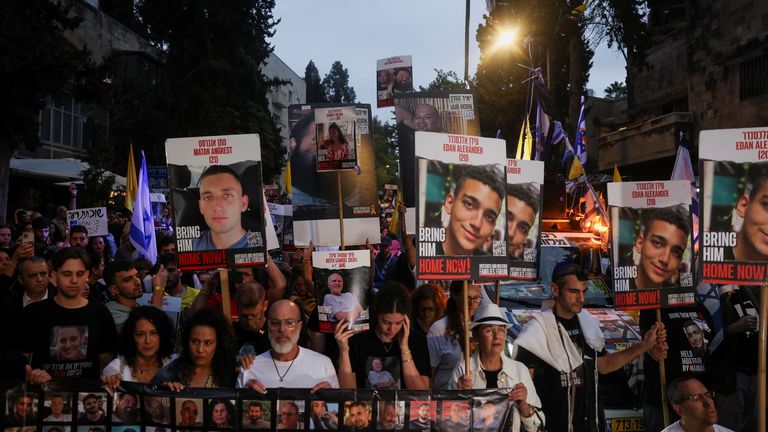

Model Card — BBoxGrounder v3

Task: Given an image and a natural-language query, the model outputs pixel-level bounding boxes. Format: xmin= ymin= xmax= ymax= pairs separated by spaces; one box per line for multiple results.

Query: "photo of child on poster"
xmin=395 ymin=91 xmax=480 ymax=219
xmin=313 ymin=250 xmax=371 ymax=333
xmin=376 ymin=55 xmax=413 ymax=108
xmin=415 ymin=132 xmax=508 ymax=280
xmin=315 ymin=106 xmax=357 ymax=172
xmin=700 ymin=127 xmax=768 ymax=284
xmin=607 ymin=180 xmax=694 ymax=309
xmin=288 ymin=104 xmax=379 ymax=247
xmin=505 ymin=159 xmax=544 ymax=280
xmin=165 ymin=134 xmax=266 ymax=270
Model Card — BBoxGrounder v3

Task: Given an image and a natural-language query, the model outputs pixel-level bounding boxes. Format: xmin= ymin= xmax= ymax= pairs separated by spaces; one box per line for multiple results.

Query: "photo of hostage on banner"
xmin=376 ymin=55 xmax=413 ymax=108
xmin=315 ymin=106 xmax=358 ymax=172
xmin=415 ymin=131 xmax=508 ymax=280
xmin=505 ymin=159 xmax=544 ymax=281
xmin=700 ymin=127 xmax=768 ymax=284
xmin=165 ymin=133 xmax=266 ymax=270
xmin=607 ymin=180 xmax=695 ymax=309
xmin=313 ymin=250 xmax=371 ymax=333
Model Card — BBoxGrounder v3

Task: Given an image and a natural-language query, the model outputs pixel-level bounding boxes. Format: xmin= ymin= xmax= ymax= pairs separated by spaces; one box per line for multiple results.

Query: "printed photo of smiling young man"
xmin=632 ymin=206 xmax=691 ymax=290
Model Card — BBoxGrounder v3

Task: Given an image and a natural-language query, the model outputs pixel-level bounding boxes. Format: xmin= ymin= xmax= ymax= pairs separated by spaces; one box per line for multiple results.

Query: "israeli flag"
xmin=129 ymin=151 xmax=158 ymax=264
xmin=574 ymin=95 xmax=587 ymax=165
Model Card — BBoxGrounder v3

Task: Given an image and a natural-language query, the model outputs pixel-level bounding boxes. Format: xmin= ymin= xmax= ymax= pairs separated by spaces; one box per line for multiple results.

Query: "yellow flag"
xmin=523 ymin=117 xmax=534 ymax=160
xmin=388 ymin=190 xmax=402 ymax=236
xmin=284 ymin=162 xmax=293 ymax=195
xmin=515 ymin=118 xmax=526 ymax=159
xmin=124 ymin=145 xmax=137 ymax=211
xmin=569 ymin=157 xmax=585 ymax=180
xmin=613 ymin=164 xmax=622 ymax=182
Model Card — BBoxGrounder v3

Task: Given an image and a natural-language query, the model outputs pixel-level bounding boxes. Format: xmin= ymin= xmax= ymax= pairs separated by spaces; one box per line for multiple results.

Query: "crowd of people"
xmin=0 ymin=199 xmax=756 ymax=432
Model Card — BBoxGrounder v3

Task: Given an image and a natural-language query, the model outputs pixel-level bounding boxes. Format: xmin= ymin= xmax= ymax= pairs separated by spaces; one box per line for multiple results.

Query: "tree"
xmin=322 ymin=61 xmax=356 ymax=103
xmin=136 ymin=0 xmax=285 ymax=181
xmin=371 ymin=116 xmax=398 ymax=188
xmin=604 ymin=81 xmax=627 ymax=99
xmin=0 ymin=0 xmax=96 ymax=222
xmin=304 ymin=60 xmax=326 ymax=103
xmin=419 ymin=69 xmax=466 ymax=92
xmin=80 ymin=119 xmax=116 ymax=207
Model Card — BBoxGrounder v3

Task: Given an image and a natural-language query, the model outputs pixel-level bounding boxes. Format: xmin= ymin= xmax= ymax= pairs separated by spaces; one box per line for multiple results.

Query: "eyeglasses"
xmin=268 ymin=319 xmax=299 ymax=330
xmin=480 ymin=326 xmax=508 ymax=337
xmin=682 ymin=391 xmax=715 ymax=403
xmin=468 ymin=296 xmax=483 ymax=305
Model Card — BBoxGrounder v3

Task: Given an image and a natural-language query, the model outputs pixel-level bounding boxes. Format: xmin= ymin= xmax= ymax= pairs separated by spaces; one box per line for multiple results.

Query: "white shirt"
xmin=237 ymin=347 xmax=339 ymax=389
xmin=662 ymin=421 xmax=734 ymax=432
xmin=102 ymin=355 xmax=176 ymax=382
xmin=44 ymin=413 xmax=72 ymax=422
xmin=23 ymin=290 xmax=48 ymax=308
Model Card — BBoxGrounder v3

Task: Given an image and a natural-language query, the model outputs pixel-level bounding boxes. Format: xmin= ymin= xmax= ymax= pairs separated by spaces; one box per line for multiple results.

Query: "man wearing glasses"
xmin=663 ymin=377 xmax=733 ymax=432
xmin=237 ymin=299 xmax=339 ymax=391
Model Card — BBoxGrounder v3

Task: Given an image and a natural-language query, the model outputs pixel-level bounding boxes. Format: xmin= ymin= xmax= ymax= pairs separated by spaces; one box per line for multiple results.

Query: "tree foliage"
xmin=304 ymin=60 xmax=326 ymax=103
xmin=419 ymin=69 xmax=466 ymax=92
xmin=604 ymin=81 xmax=627 ymax=99
xmin=321 ymin=61 xmax=356 ymax=103
xmin=371 ymin=116 xmax=398 ymax=188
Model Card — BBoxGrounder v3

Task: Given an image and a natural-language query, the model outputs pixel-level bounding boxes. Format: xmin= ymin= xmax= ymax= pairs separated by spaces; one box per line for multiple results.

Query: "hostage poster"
xmin=376 ymin=55 xmax=413 ymax=108
xmin=165 ymin=134 xmax=266 ymax=270
xmin=700 ymin=127 xmax=768 ymax=285
xmin=395 ymin=90 xmax=481 ymax=232
xmin=315 ymin=106 xmax=358 ymax=172
xmin=607 ymin=180 xmax=695 ymax=309
xmin=313 ymin=250 xmax=371 ymax=333
xmin=288 ymin=103 xmax=379 ymax=247
xmin=505 ymin=159 xmax=544 ymax=281
xmin=415 ymin=131 xmax=507 ymax=280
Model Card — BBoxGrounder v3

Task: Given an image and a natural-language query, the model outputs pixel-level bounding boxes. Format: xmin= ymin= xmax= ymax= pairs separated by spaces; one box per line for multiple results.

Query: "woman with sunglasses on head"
xmin=427 ymin=281 xmax=484 ymax=389
xmin=335 ymin=282 xmax=431 ymax=390
xmin=152 ymin=308 xmax=237 ymax=390
xmin=450 ymin=303 xmax=544 ymax=431
xmin=102 ymin=306 xmax=176 ymax=389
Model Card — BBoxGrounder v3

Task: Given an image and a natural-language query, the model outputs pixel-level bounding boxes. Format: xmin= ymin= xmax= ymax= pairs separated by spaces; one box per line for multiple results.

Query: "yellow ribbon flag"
xmin=523 ymin=117 xmax=534 ymax=160
xmin=284 ymin=161 xmax=293 ymax=195
xmin=613 ymin=164 xmax=622 ymax=182
xmin=569 ymin=157 xmax=586 ymax=180
xmin=124 ymin=145 xmax=137 ymax=212
xmin=515 ymin=118 xmax=526 ymax=160
xmin=388 ymin=190 xmax=402 ymax=236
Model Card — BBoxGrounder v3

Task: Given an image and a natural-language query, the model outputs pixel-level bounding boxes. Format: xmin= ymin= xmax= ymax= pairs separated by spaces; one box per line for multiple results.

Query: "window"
xmin=740 ymin=55 xmax=768 ymax=100
xmin=39 ymin=97 xmax=88 ymax=149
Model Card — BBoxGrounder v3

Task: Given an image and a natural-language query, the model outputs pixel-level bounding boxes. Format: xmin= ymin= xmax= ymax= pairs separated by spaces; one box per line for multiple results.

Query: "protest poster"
xmin=313 ymin=250 xmax=371 ymax=333
xmin=395 ymin=90 xmax=480 ymax=232
xmin=699 ymin=126 xmax=768 ymax=284
xmin=66 ymin=207 xmax=108 ymax=237
xmin=267 ymin=202 xmax=293 ymax=246
xmin=415 ymin=131 xmax=507 ymax=280
xmin=1 ymin=383 xmax=519 ymax=431
xmin=289 ymin=104 xmax=378 ymax=247
xmin=505 ymin=159 xmax=544 ymax=281
xmin=376 ymin=55 xmax=413 ymax=108
xmin=147 ymin=165 xmax=169 ymax=192
xmin=607 ymin=180 xmax=695 ymax=309
xmin=315 ymin=106 xmax=358 ymax=172
xmin=165 ymin=133 xmax=266 ymax=270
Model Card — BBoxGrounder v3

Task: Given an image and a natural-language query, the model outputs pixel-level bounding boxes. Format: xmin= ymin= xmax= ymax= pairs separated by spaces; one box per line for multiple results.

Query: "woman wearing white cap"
xmin=449 ymin=303 xmax=544 ymax=431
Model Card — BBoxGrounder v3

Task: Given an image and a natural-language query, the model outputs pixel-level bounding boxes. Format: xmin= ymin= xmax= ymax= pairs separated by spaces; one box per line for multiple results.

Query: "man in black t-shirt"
xmin=23 ymin=248 xmax=117 ymax=384
xmin=234 ymin=281 xmax=270 ymax=361
xmin=516 ymin=262 xmax=661 ymax=432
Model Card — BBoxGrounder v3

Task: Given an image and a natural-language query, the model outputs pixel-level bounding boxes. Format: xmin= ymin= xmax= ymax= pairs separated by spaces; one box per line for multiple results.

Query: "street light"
xmin=496 ymin=28 xmax=517 ymax=47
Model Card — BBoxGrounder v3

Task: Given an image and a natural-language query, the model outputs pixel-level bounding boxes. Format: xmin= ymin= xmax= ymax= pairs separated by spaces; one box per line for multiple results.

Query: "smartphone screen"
xmin=22 ymin=232 xmax=34 ymax=245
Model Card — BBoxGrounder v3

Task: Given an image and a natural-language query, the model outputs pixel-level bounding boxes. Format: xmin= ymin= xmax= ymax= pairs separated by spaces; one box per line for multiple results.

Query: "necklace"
xmin=272 ymin=354 xmax=297 ymax=383
xmin=381 ymin=340 xmax=394 ymax=354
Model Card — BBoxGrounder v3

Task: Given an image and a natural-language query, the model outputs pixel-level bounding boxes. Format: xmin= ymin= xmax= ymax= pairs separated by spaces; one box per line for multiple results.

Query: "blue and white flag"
xmin=671 ymin=131 xmax=699 ymax=247
xmin=574 ymin=95 xmax=587 ymax=165
xmin=130 ymin=151 xmax=158 ymax=263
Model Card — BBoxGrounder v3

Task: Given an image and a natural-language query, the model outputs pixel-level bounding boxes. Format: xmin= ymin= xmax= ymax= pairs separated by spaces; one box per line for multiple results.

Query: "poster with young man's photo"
xmin=288 ymin=104 xmax=379 ymax=247
xmin=607 ymin=180 xmax=695 ymax=309
xmin=313 ymin=250 xmax=371 ymax=333
xmin=315 ymin=106 xmax=358 ymax=172
xmin=376 ymin=55 xmax=413 ymax=108
xmin=505 ymin=159 xmax=544 ymax=280
xmin=395 ymin=90 xmax=480 ymax=233
xmin=699 ymin=127 xmax=768 ymax=284
xmin=165 ymin=133 xmax=266 ymax=270
xmin=415 ymin=131 xmax=507 ymax=280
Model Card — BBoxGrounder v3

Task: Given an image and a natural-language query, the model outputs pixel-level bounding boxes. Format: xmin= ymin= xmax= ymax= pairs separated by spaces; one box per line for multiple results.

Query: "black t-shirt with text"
xmin=516 ymin=314 xmax=607 ymax=432
xmin=21 ymin=298 xmax=117 ymax=380
xmin=348 ymin=329 xmax=430 ymax=389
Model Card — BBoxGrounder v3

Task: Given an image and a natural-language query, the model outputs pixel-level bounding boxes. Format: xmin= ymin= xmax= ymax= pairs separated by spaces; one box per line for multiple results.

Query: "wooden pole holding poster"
xmin=758 ymin=283 xmax=768 ymax=432
xmin=463 ymin=280 xmax=471 ymax=377
xmin=337 ymin=172 xmax=345 ymax=250
xmin=656 ymin=308 xmax=669 ymax=426
xmin=220 ymin=269 xmax=231 ymax=324
xmin=495 ymin=280 xmax=500 ymax=305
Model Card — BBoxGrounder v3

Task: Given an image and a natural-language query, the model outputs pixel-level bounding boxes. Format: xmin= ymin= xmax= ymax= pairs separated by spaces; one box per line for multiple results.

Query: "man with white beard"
xmin=237 ymin=300 xmax=339 ymax=392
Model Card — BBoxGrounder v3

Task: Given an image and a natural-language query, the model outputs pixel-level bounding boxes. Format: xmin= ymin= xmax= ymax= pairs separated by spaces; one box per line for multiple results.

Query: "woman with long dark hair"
xmin=335 ymin=282 xmax=431 ymax=390
xmin=426 ymin=281 xmax=483 ymax=389
xmin=102 ymin=306 xmax=175 ymax=387
xmin=86 ymin=235 xmax=113 ymax=264
xmin=322 ymin=123 xmax=349 ymax=161
xmin=410 ymin=283 xmax=447 ymax=338
xmin=152 ymin=308 xmax=237 ymax=389
xmin=208 ymin=399 xmax=235 ymax=428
